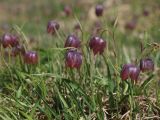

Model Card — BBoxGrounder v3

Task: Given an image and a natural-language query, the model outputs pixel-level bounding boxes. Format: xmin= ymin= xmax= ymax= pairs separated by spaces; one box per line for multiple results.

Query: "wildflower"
xmin=89 ymin=36 xmax=106 ymax=55
xmin=47 ymin=20 xmax=60 ymax=35
xmin=65 ymin=49 xmax=82 ymax=69
xmin=64 ymin=5 xmax=72 ymax=16
xmin=125 ymin=20 xmax=136 ymax=30
xmin=95 ymin=4 xmax=104 ymax=17
xmin=121 ymin=64 xmax=140 ymax=81
xmin=140 ymin=58 xmax=154 ymax=72
xmin=64 ymin=34 xmax=80 ymax=48
xmin=24 ymin=51 xmax=38 ymax=64
xmin=1 ymin=33 xmax=19 ymax=48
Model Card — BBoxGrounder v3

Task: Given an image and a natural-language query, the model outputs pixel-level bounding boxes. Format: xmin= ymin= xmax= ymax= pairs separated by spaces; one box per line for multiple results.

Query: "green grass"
xmin=0 ymin=0 xmax=160 ymax=119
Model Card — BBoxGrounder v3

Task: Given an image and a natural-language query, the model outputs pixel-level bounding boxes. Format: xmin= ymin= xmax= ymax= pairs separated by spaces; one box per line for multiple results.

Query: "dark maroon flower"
xmin=10 ymin=35 xmax=19 ymax=47
xmin=24 ymin=51 xmax=38 ymax=64
xmin=125 ymin=20 xmax=136 ymax=30
xmin=47 ymin=21 xmax=60 ymax=35
xmin=95 ymin=4 xmax=104 ymax=17
xmin=64 ymin=5 xmax=72 ymax=16
xmin=1 ymin=33 xmax=12 ymax=48
xmin=64 ymin=34 xmax=80 ymax=48
xmin=140 ymin=58 xmax=154 ymax=72
xmin=1 ymin=33 xmax=19 ymax=48
xmin=65 ymin=50 xmax=82 ymax=69
xmin=11 ymin=45 xmax=25 ymax=57
xmin=121 ymin=64 xmax=140 ymax=81
xmin=89 ymin=36 xmax=106 ymax=55
xmin=143 ymin=9 xmax=149 ymax=16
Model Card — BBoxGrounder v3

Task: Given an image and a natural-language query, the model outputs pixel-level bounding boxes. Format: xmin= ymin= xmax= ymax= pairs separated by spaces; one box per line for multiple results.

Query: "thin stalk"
xmin=128 ymin=80 xmax=135 ymax=120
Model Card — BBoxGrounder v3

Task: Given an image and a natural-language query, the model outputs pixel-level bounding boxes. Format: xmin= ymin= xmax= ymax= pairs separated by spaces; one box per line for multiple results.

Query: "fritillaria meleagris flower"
xmin=140 ymin=58 xmax=154 ymax=72
xmin=89 ymin=36 xmax=106 ymax=55
xmin=1 ymin=33 xmax=19 ymax=48
xmin=125 ymin=20 xmax=136 ymax=30
xmin=65 ymin=49 xmax=82 ymax=69
xmin=121 ymin=64 xmax=140 ymax=81
xmin=64 ymin=5 xmax=72 ymax=16
xmin=47 ymin=20 xmax=60 ymax=35
xmin=95 ymin=4 xmax=104 ymax=17
xmin=64 ymin=34 xmax=80 ymax=48
xmin=24 ymin=51 xmax=38 ymax=64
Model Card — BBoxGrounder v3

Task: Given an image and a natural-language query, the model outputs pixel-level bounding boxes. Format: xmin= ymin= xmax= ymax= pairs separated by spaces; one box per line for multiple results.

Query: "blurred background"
xmin=0 ymin=0 xmax=159 ymax=46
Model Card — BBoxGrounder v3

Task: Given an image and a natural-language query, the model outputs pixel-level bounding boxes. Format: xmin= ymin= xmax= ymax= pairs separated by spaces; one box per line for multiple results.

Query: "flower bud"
xmin=47 ymin=21 xmax=60 ymax=35
xmin=64 ymin=34 xmax=80 ymax=48
xmin=125 ymin=20 xmax=136 ymax=30
xmin=143 ymin=9 xmax=149 ymax=16
xmin=65 ymin=50 xmax=82 ymax=69
xmin=11 ymin=35 xmax=19 ymax=47
xmin=121 ymin=64 xmax=140 ymax=81
xmin=24 ymin=51 xmax=38 ymax=64
xmin=64 ymin=5 xmax=72 ymax=16
xmin=140 ymin=58 xmax=154 ymax=72
xmin=95 ymin=4 xmax=104 ymax=17
xmin=1 ymin=33 xmax=19 ymax=48
xmin=89 ymin=36 xmax=106 ymax=55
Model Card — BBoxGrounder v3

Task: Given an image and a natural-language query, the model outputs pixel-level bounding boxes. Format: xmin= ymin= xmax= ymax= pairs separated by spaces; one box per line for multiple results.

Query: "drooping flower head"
xmin=47 ymin=20 xmax=60 ymax=35
xmin=65 ymin=49 xmax=82 ymax=69
xmin=1 ymin=33 xmax=19 ymax=48
xmin=140 ymin=58 xmax=154 ymax=72
xmin=24 ymin=51 xmax=38 ymax=64
xmin=95 ymin=4 xmax=104 ymax=17
xmin=89 ymin=36 xmax=106 ymax=55
xmin=64 ymin=34 xmax=80 ymax=48
xmin=143 ymin=9 xmax=149 ymax=16
xmin=125 ymin=20 xmax=136 ymax=30
xmin=121 ymin=64 xmax=140 ymax=81
xmin=64 ymin=5 xmax=72 ymax=16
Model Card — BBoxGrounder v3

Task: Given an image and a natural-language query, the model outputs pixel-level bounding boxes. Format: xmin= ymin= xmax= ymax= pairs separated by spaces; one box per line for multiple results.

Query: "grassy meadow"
xmin=0 ymin=0 xmax=160 ymax=119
